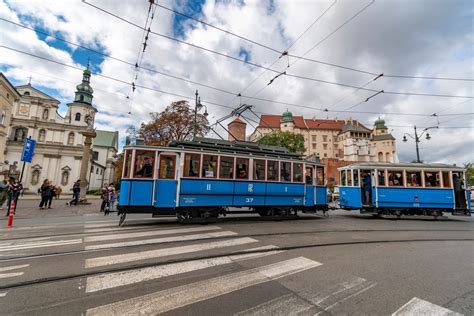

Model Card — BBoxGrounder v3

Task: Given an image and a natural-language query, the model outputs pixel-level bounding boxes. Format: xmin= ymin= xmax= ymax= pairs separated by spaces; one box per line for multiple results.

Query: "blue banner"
xmin=21 ymin=138 xmax=36 ymax=163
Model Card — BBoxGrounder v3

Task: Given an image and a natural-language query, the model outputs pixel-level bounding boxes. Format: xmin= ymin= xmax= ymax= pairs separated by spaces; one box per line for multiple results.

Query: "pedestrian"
xmin=39 ymin=179 xmax=51 ymax=209
xmin=55 ymin=186 xmax=62 ymax=199
xmin=100 ymin=183 xmax=109 ymax=212
xmin=453 ymin=174 xmax=464 ymax=208
xmin=0 ymin=177 xmax=7 ymax=213
xmin=107 ymin=183 xmax=116 ymax=214
xmin=47 ymin=182 xmax=56 ymax=209
xmin=362 ymin=172 xmax=372 ymax=206
xmin=67 ymin=180 xmax=81 ymax=206
xmin=5 ymin=177 xmax=22 ymax=216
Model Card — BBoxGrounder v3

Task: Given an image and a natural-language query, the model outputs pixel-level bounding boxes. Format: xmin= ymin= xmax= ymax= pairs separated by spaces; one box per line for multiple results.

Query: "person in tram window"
xmin=362 ymin=172 xmax=371 ymax=205
xmin=453 ymin=174 xmax=463 ymax=208
xmin=136 ymin=156 xmax=153 ymax=177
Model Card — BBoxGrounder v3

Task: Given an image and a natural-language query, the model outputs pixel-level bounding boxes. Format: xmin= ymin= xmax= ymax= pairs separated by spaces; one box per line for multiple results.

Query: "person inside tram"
xmin=362 ymin=171 xmax=371 ymax=205
xmin=453 ymin=174 xmax=464 ymax=208
xmin=135 ymin=156 xmax=153 ymax=177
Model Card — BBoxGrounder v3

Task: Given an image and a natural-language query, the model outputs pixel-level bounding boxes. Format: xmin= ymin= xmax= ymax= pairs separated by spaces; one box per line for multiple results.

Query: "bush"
xmin=87 ymin=189 xmax=102 ymax=196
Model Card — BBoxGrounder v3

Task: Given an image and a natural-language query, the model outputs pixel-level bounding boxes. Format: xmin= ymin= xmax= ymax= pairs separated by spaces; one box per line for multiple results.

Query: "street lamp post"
xmin=193 ymin=90 xmax=208 ymax=139
xmin=402 ymin=125 xmax=438 ymax=163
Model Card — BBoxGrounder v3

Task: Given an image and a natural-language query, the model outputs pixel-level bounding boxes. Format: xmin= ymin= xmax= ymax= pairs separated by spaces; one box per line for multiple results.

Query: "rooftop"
xmin=93 ymin=130 xmax=118 ymax=149
xmin=257 ymin=114 xmax=371 ymax=131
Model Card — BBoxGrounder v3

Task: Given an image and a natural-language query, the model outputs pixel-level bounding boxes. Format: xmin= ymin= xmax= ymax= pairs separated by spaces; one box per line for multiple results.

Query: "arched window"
xmin=38 ymin=129 xmax=46 ymax=142
xmin=75 ymin=113 xmax=81 ymax=121
xmin=79 ymin=95 xmax=84 ymax=102
xmin=14 ymin=128 xmax=27 ymax=141
xmin=23 ymin=91 xmax=30 ymax=96
xmin=42 ymin=109 xmax=49 ymax=120
xmin=378 ymin=152 xmax=384 ymax=162
xmin=61 ymin=171 xmax=69 ymax=186
xmin=67 ymin=132 xmax=75 ymax=145
xmin=31 ymin=170 xmax=40 ymax=185
xmin=385 ymin=152 xmax=391 ymax=163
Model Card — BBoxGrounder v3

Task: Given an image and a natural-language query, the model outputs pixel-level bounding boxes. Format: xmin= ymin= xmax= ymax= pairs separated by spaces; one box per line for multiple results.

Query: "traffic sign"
xmin=21 ymin=138 xmax=36 ymax=163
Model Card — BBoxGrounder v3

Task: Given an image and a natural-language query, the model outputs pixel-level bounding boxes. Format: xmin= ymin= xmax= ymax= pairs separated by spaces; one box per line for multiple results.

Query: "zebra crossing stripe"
xmin=0 ymin=239 xmax=82 ymax=252
xmin=0 ymin=264 xmax=29 ymax=272
xmin=234 ymin=293 xmax=315 ymax=315
xmin=85 ymin=231 xmax=237 ymax=250
xmin=85 ymin=237 xmax=258 ymax=268
xmin=0 ymin=272 xmax=24 ymax=279
xmin=85 ymin=245 xmax=283 ymax=292
xmin=85 ymin=257 xmax=321 ymax=315
xmin=84 ymin=225 xmax=222 ymax=242
xmin=0 ymin=292 xmax=6 ymax=297
xmin=392 ymin=297 xmax=462 ymax=316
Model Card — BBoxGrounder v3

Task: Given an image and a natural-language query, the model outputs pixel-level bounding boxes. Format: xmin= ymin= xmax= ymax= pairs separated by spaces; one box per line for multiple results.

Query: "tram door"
xmin=452 ymin=172 xmax=467 ymax=209
xmin=360 ymin=169 xmax=373 ymax=206
xmin=304 ymin=165 xmax=315 ymax=206
xmin=154 ymin=153 xmax=178 ymax=208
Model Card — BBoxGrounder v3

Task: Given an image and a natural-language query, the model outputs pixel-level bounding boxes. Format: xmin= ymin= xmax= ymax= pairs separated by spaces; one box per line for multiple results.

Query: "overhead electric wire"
xmin=82 ymin=1 xmax=474 ymax=99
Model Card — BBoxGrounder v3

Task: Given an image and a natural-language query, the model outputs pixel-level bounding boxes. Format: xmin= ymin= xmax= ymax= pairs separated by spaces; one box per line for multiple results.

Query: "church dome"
xmin=281 ymin=110 xmax=293 ymax=123
xmin=76 ymin=82 xmax=94 ymax=94
xmin=374 ymin=117 xmax=386 ymax=127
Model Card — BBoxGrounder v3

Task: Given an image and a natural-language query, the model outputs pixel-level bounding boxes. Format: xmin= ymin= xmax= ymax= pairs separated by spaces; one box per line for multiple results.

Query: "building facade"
xmin=249 ymin=111 xmax=398 ymax=163
xmin=3 ymin=70 xmax=117 ymax=194
xmin=89 ymin=130 xmax=119 ymax=190
xmin=0 ymin=73 xmax=21 ymax=171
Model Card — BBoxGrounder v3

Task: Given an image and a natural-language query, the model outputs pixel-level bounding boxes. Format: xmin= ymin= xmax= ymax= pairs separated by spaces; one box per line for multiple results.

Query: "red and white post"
xmin=7 ymin=198 xmax=16 ymax=228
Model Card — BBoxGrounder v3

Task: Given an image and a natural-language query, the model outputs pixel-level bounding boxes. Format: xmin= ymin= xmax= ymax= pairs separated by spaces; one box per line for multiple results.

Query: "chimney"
xmin=228 ymin=117 xmax=246 ymax=141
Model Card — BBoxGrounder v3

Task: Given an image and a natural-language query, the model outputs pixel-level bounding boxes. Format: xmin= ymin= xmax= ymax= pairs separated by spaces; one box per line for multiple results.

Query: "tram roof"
xmin=338 ymin=162 xmax=465 ymax=171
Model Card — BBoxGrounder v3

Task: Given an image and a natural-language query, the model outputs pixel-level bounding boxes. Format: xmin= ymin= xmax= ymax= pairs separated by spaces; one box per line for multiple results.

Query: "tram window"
xmin=236 ymin=158 xmax=249 ymax=179
xmin=353 ymin=170 xmax=359 ymax=186
xmin=280 ymin=162 xmax=291 ymax=182
xmin=305 ymin=167 xmax=314 ymax=185
xmin=219 ymin=156 xmax=235 ymax=179
xmin=388 ymin=171 xmax=404 ymax=186
xmin=267 ymin=161 xmax=279 ymax=181
xmin=347 ymin=171 xmax=353 ymax=186
xmin=253 ymin=159 xmax=266 ymax=181
xmin=406 ymin=171 xmax=422 ymax=187
xmin=442 ymin=172 xmax=451 ymax=187
xmin=424 ymin=171 xmax=440 ymax=187
xmin=158 ymin=155 xmax=176 ymax=179
xmin=377 ymin=170 xmax=386 ymax=186
xmin=123 ymin=150 xmax=132 ymax=178
xmin=293 ymin=163 xmax=303 ymax=182
xmin=340 ymin=170 xmax=347 ymax=186
xmin=316 ymin=167 xmax=324 ymax=185
xmin=202 ymin=155 xmax=218 ymax=178
xmin=134 ymin=151 xmax=155 ymax=178
xmin=183 ymin=153 xmax=200 ymax=177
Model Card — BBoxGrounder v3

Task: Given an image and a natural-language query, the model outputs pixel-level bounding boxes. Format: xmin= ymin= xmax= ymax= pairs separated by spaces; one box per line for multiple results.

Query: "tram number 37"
xmin=245 ymin=198 xmax=254 ymax=203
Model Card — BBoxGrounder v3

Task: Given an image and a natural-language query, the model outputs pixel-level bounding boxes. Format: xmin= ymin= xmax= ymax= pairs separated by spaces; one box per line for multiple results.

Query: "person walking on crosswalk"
xmin=66 ymin=180 xmax=81 ymax=206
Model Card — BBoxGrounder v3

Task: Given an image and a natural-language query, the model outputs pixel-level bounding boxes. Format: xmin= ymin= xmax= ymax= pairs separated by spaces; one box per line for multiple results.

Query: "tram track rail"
xmin=0 ymin=237 xmax=472 ymax=292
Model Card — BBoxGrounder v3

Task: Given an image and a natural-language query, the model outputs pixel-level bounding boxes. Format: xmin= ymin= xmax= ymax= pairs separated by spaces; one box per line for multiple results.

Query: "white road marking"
xmin=85 ymin=237 xmax=258 ymax=268
xmin=85 ymin=231 xmax=237 ymax=250
xmin=0 ymin=239 xmax=82 ymax=252
xmin=235 ymin=293 xmax=314 ymax=316
xmin=0 ymin=264 xmax=29 ymax=272
xmin=0 ymin=292 xmax=7 ymax=297
xmin=84 ymin=226 xmax=158 ymax=234
xmin=86 ymin=257 xmax=322 ymax=315
xmin=312 ymin=276 xmax=368 ymax=305
xmin=392 ymin=297 xmax=462 ymax=316
xmin=86 ymin=246 xmax=283 ymax=292
xmin=84 ymin=225 xmax=222 ymax=242
xmin=0 ymin=272 xmax=24 ymax=279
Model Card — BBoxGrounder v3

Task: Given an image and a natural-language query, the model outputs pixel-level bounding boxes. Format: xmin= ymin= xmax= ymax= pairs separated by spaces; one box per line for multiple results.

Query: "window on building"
xmin=67 ymin=132 xmax=75 ymax=145
xmin=31 ymin=169 xmax=40 ymax=185
xmin=312 ymin=143 xmax=316 ymax=150
xmin=442 ymin=172 xmax=451 ymax=188
xmin=96 ymin=168 xmax=99 ymax=174
xmin=324 ymin=153 xmax=327 ymax=157
xmin=80 ymin=95 xmax=84 ymax=102
xmin=90 ymin=166 xmax=93 ymax=173
xmin=61 ymin=171 xmax=69 ymax=186
xmin=23 ymin=91 xmax=30 ymax=96
xmin=100 ymin=169 xmax=103 ymax=175
xmin=377 ymin=170 xmax=386 ymax=186
xmin=235 ymin=158 xmax=249 ymax=179
xmin=280 ymin=161 xmax=291 ymax=182
xmin=75 ymin=113 xmax=81 ymax=121
xmin=183 ymin=153 xmax=200 ymax=177
xmin=202 ymin=155 xmax=218 ymax=178
xmin=219 ymin=156 xmax=235 ymax=179
xmin=424 ymin=171 xmax=440 ymax=187
xmin=293 ymin=163 xmax=303 ymax=182
xmin=253 ymin=159 xmax=266 ymax=181
xmin=134 ymin=151 xmax=155 ymax=178
xmin=406 ymin=171 xmax=422 ymax=187
xmin=123 ymin=150 xmax=132 ymax=178
xmin=323 ymin=144 xmax=328 ymax=150
xmin=92 ymin=151 xmax=99 ymax=161
xmin=38 ymin=129 xmax=46 ymax=142
xmin=388 ymin=171 xmax=404 ymax=186
xmin=158 ymin=155 xmax=176 ymax=179
xmin=316 ymin=167 xmax=324 ymax=185
xmin=267 ymin=160 xmax=279 ymax=181
xmin=311 ymin=135 xmax=316 ymax=142
xmin=323 ymin=135 xmax=327 ymax=142
xmin=42 ymin=109 xmax=49 ymax=120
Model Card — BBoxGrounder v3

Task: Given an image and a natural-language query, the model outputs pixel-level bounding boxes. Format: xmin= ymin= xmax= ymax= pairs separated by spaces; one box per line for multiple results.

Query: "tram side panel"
xmin=338 ymin=186 xmax=362 ymax=209
xmin=315 ymin=186 xmax=329 ymax=205
xmin=376 ymin=187 xmax=454 ymax=210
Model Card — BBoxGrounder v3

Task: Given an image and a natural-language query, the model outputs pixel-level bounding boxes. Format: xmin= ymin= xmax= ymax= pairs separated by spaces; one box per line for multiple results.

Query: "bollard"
xmin=7 ymin=199 xmax=15 ymax=228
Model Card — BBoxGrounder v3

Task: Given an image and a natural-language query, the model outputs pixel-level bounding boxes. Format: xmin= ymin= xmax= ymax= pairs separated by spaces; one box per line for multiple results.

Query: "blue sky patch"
xmin=238 ymin=47 xmax=251 ymax=62
xmin=172 ymin=0 xmax=205 ymax=38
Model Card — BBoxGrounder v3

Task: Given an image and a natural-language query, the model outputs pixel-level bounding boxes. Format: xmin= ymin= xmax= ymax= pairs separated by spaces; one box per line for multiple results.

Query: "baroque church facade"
xmin=2 ymin=68 xmax=117 ymax=194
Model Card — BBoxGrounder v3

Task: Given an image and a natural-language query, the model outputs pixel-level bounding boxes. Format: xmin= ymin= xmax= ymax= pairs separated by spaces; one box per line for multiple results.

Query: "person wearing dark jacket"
xmin=47 ymin=182 xmax=56 ymax=209
xmin=5 ymin=177 xmax=22 ymax=216
xmin=67 ymin=180 xmax=81 ymax=206
xmin=39 ymin=179 xmax=51 ymax=209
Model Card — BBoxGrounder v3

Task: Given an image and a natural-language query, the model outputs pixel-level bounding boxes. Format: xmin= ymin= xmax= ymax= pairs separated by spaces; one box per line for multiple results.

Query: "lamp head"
xmin=425 ymin=133 xmax=431 ymax=140
xmin=402 ymin=135 xmax=407 ymax=142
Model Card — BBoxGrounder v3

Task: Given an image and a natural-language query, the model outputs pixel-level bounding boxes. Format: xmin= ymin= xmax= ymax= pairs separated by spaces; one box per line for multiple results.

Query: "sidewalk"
xmin=17 ymin=194 xmax=101 ymax=200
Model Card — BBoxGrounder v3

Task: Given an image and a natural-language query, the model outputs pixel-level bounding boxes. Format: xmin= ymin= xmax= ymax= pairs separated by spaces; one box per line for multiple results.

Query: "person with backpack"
xmin=67 ymin=180 xmax=81 ymax=206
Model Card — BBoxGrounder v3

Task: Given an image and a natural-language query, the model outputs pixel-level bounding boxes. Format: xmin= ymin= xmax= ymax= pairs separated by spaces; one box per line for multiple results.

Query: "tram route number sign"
xmin=21 ymin=138 xmax=36 ymax=163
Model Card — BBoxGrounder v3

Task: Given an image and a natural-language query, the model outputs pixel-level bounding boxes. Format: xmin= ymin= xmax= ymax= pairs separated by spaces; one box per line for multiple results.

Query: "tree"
xmin=464 ymin=162 xmax=474 ymax=186
xmin=138 ymin=100 xmax=210 ymax=146
xmin=258 ymin=131 xmax=305 ymax=153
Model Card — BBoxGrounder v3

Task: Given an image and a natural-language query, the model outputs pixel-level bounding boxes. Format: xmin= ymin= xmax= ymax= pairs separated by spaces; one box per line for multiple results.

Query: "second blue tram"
xmin=338 ymin=162 xmax=471 ymax=217
xmin=118 ymin=138 xmax=328 ymax=223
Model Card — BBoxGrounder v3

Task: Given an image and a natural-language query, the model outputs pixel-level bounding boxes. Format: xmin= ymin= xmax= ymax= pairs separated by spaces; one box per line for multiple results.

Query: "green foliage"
xmin=258 ymin=131 xmax=305 ymax=153
xmin=464 ymin=162 xmax=474 ymax=186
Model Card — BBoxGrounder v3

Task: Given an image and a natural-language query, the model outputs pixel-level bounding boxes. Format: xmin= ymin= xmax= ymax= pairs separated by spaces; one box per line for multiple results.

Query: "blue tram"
xmin=118 ymin=138 xmax=328 ymax=223
xmin=338 ymin=162 xmax=471 ymax=217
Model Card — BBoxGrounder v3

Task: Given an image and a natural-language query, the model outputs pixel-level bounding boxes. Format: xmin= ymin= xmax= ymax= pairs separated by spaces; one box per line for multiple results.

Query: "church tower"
xmin=67 ymin=66 xmax=97 ymax=127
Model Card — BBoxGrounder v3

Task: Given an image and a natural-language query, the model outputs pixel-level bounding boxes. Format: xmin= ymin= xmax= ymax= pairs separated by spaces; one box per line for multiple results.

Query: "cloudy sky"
xmin=1 ymin=0 xmax=473 ymax=164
